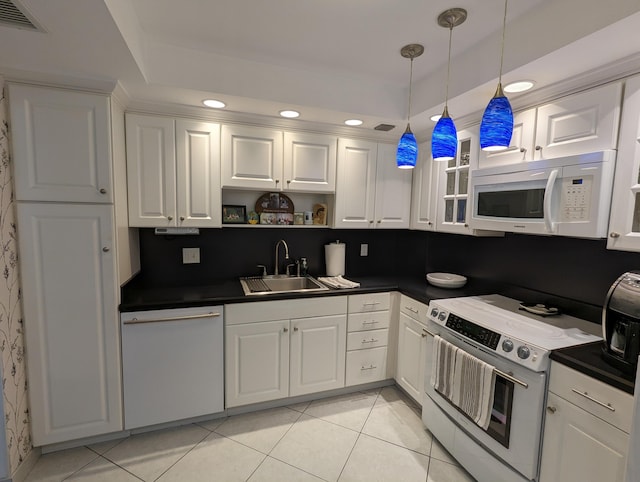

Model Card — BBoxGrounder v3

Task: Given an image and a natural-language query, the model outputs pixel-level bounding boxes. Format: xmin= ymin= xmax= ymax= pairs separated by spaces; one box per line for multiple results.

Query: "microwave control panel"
xmin=560 ymin=175 xmax=593 ymax=222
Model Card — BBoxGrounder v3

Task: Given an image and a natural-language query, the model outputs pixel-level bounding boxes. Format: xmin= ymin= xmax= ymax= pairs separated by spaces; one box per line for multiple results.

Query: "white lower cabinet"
xmin=225 ymin=297 xmax=347 ymax=408
xmin=17 ymin=203 xmax=122 ymax=445
xmin=395 ymin=295 xmax=429 ymax=405
xmin=121 ymin=307 xmax=224 ymax=429
xmin=540 ymin=362 xmax=633 ymax=482
xmin=345 ymin=293 xmax=391 ymax=386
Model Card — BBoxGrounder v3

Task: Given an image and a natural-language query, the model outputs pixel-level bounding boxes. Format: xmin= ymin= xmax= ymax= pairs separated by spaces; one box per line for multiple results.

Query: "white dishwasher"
xmin=121 ymin=306 xmax=224 ymax=429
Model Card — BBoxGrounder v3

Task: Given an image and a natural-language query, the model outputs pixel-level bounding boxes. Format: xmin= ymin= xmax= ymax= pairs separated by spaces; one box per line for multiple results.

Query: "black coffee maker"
xmin=602 ymin=271 xmax=640 ymax=374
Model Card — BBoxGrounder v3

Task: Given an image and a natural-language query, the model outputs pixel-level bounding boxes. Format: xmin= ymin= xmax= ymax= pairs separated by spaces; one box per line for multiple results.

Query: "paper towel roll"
xmin=325 ymin=241 xmax=345 ymax=276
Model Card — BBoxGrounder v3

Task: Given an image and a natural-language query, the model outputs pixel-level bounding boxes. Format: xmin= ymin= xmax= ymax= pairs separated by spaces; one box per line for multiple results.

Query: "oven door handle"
xmin=423 ymin=328 xmax=529 ymax=389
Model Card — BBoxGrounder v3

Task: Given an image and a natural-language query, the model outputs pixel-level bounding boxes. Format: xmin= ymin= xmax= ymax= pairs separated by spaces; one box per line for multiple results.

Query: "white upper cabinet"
xmin=334 ymin=139 xmax=412 ymax=229
xmin=126 ymin=114 xmax=221 ymax=227
xmin=410 ymin=141 xmax=437 ymax=231
xmin=479 ymin=82 xmax=622 ymax=168
xmin=434 ymin=127 xmax=477 ymax=235
xmin=221 ymin=126 xmax=337 ymax=193
xmin=221 ymin=125 xmax=284 ymax=190
xmin=608 ymin=74 xmax=640 ymax=252
xmin=374 ymin=143 xmax=413 ymax=229
xmin=176 ymin=119 xmax=222 ymax=227
xmin=283 ymin=132 xmax=337 ymax=192
xmin=8 ymin=83 xmax=113 ymax=203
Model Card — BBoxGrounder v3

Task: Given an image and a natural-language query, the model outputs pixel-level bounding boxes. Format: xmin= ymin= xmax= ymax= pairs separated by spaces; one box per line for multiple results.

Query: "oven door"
xmin=422 ymin=323 xmax=546 ymax=480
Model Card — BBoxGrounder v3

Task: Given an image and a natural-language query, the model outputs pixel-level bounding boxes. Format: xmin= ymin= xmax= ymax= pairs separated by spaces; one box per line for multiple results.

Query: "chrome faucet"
xmin=274 ymin=239 xmax=290 ymax=275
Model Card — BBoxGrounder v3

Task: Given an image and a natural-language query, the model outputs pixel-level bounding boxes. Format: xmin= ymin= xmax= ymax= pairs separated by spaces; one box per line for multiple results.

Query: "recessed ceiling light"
xmin=430 ymin=114 xmax=442 ymax=122
xmin=504 ymin=80 xmax=535 ymax=93
xmin=203 ymin=99 xmax=226 ymax=108
xmin=344 ymin=119 xmax=363 ymax=126
xmin=279 ymin=110 xmax=300 ymax=118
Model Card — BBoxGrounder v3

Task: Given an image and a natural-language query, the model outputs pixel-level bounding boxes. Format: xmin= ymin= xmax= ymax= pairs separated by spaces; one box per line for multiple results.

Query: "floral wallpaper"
xmin=0 ymin=78 xmax=31 ymax=474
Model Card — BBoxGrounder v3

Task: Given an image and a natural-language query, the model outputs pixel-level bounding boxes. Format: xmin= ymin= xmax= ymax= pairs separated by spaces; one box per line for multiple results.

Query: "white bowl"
xmin=426 ymin=272 xmax=467 ymax=289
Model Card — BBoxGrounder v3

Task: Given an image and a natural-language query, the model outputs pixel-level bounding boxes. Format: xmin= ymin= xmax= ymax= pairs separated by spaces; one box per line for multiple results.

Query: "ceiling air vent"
xmin=374 ymin=124 xmax=395 ymax=132
xmin=0 ymin=0 xmax=42 ymax=31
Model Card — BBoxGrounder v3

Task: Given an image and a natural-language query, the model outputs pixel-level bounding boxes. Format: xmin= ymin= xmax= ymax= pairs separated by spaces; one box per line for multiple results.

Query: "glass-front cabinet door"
xmin=435 ymin=126 xmax=477 ymax=235
xmin=608 ymin=74 xmax=640 ymax=252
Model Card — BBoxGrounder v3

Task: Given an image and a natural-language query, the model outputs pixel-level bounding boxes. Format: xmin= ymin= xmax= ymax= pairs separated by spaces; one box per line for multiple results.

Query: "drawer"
xmin=400 ymin=295 xmax=428 ymax=323
xmin=346 ymin=347 xmax=388 ymax=386
xmin=548 ymin=362 xmax=633 ymax=433
xmin=347 ymin=329 xmax=388 ymax=351
xmin=348 ymin=292 xmax=390 ymax=313
xmin=347 ymin=311 xmax=390 ymax=332
xmin=225 ymin=296 xmax=347 ymax=325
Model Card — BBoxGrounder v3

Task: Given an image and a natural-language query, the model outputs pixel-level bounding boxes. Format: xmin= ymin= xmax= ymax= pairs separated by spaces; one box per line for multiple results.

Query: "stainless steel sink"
xmin=240 ymin=275 xmax=329 ymax=296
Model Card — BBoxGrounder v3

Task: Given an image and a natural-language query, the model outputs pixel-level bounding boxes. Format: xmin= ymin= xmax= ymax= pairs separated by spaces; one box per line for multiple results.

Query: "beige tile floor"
xmin=24 ymin=386 xmax=475 ymax=482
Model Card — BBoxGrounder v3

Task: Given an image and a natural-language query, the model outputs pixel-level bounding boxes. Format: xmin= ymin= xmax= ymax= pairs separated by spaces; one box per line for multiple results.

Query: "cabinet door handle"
xmin=610 ymin=232 xmax=621 ymax=238
xmin=377 ymin=220 xmax=381 ymax=224
xmin=124 ymin=312 xmax=219 ymax=325
xmin=283 ymin=327 xmax=288 ymax=333
xmin=293 ymin=326 xmax=299 ymax=332
xmin=275 ymin=179 xmax=280 ymax=185
xmin=102 ymin=247 xmax=110 ymax=252
xmin=99 ymin=188 xmax=107 ymax=194
xmin=180 ymin=216 xmax=185 ymax=221
xmin=546 ymin=406 xmax=556 ymax=414
xmin=571 ymin=389 xmax=615 ymax=411
xmin=167 ymin=215 xmax=173 ymax=221
xmin=287 ymin=180 xmax=291 ymax=185
xmin=421 ymin=329 xmax=428 ymax=338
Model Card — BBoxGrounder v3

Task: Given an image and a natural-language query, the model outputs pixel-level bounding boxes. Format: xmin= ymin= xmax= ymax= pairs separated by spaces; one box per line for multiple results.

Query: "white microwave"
xmin=470 ymin=151 xmax=616 ymax=238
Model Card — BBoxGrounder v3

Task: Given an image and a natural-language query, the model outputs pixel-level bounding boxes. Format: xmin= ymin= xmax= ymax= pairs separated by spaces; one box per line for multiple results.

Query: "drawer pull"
xmin=571 ymin=389 xmax=615 ymax=411
xmin=362 ymin=321 xmax=379 ymax=325
xmin=421 ymin=329 xmax=428 ymax=338
xmin=363 ymin=302 xmax=381 ymax=306
xmin=360 ymin=364 xmax=377 ymax=371
xmin=124 ymin=312 xmax=219 ymax=324
xmin=361 ymin=338 xmax=379 ymax=344
xmin=405 ymin=306 xmax=419 ymax=314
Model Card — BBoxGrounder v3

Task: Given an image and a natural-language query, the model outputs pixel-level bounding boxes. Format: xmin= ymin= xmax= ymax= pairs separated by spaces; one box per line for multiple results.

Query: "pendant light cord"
xmin=407 ymin=56 xmax=414 ymax=121
xmin=498 ymin=0 xmax=508 ymax=83
xmin=444 ymin=25 xmax=453 ymax=108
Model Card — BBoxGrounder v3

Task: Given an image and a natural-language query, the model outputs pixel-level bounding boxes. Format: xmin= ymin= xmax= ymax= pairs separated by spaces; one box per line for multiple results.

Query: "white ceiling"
xmin=2 ymin=0 xmax=640 ymax=141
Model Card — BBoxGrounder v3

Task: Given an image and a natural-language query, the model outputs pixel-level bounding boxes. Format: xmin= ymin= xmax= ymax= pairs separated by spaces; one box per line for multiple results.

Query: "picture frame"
xmin=222 ymin=205 xmax=246 ymax=224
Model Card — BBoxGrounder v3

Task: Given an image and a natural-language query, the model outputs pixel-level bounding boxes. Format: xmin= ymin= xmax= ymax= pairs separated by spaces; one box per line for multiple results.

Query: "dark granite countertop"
xmin=120 ymin=273 xmax=634 ymax=394
xmin=550 ymin=341 xmax=636 ymax=395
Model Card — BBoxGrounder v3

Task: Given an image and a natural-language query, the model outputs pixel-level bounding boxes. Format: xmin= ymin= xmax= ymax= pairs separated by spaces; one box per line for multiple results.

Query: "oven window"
xmin=477 ymin=188 xmax=544 ymax=218
xmin=487 ymin=376 xmax=515 ymax=448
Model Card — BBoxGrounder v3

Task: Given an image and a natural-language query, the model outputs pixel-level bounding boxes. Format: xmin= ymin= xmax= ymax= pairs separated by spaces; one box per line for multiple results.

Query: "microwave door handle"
xmin=543 ymin=169 xmax=559 ymax=233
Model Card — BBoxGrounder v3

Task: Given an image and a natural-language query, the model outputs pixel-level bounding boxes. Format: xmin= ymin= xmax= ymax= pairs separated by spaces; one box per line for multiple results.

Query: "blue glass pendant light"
xmin=480 ymin=0 xmax=513 ymax=151
xmin=431 ymin=8 xmax=467 ymax=162
xmin=397 ymin=44 xmax=424 ymax=169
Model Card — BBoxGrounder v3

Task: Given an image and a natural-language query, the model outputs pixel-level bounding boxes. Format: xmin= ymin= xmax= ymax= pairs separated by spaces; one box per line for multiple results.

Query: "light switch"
xmin=182 ymin=247 xmax=200 ymax=264
xmin=360 ymin=244 xmax=368 ymax=256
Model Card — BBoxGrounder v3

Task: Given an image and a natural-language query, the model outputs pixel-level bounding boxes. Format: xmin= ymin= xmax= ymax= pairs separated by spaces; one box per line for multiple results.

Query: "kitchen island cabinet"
xmin=225 ymin=296 xmax=347 ymax=407
xmin=126 ymin=114 xmax=221 ymax=228
xmin=539 ymin=362 xmax=632 ymax=482
xmin=334 ymin=140 xmax=412 ymax=229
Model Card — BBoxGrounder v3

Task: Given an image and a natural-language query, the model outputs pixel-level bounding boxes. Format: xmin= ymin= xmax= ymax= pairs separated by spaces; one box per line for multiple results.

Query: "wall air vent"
xmin=0 ymin=0 xmax=42 ymax=31
xmin=374 ymin=124 xmax=395 ymax=132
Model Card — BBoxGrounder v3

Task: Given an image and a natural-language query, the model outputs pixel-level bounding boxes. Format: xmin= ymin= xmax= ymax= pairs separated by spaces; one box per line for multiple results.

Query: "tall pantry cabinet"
xmin=8 ymin=83 xmax=136 ymax=446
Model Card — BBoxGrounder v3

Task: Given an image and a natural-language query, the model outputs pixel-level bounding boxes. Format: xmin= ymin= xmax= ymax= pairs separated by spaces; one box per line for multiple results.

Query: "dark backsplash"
xmin=137 ymin=227 xmax=640 ymax=308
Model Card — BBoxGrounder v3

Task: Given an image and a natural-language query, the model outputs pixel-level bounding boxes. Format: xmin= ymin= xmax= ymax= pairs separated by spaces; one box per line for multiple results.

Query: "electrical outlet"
xmin=360 ymin=244 xmax=368 ymax=256
xmin=182 ymin=247 xmax=200 ymax=264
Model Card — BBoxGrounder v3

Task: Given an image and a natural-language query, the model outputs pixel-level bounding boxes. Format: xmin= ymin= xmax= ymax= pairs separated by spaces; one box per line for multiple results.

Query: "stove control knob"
xmin=430 ymin=308 xmax=439 ymax=318
xmin=438 ymin=311 xmax=447 ymax=322
xmin=517 ymin=346 xmax=531 ymax=360
xmin=502 ymin=340 xmax=514 ymax=353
